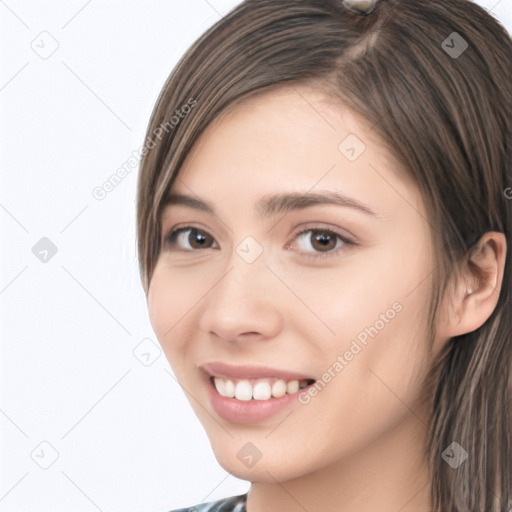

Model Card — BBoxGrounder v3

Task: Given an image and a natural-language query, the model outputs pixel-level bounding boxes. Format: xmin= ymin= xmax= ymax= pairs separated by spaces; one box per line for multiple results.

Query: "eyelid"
xmin=162 ymin=223 xmax=220 ymax=250
xmin=286 ymin=224 xmax=356 ymax=262
xmin=289 ymin=222 xmax=356 ymax=244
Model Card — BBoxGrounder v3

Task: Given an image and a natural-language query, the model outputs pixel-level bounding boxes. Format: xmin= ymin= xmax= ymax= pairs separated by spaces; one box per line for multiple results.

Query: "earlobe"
xmin=437 ymin=231 xmax=507 ymax=339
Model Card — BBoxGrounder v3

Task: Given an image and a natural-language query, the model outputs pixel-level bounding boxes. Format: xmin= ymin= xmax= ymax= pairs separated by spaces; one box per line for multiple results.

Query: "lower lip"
xmin=204 ymin=373 xmax=315 ymax=424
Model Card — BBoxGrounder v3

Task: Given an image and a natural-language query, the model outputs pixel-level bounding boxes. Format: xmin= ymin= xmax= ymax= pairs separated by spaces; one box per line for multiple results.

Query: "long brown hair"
xmin=136 ymin=1 xmax=512 ymax=510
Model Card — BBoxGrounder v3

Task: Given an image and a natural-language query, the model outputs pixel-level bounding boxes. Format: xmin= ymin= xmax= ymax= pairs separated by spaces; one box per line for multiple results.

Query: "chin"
xmin=210 ymin=440 xmax=310 ymax=484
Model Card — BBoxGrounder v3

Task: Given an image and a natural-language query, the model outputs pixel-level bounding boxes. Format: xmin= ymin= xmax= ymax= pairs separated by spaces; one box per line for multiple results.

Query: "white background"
xmin=1 ymin=1 xmax=511 ymax=511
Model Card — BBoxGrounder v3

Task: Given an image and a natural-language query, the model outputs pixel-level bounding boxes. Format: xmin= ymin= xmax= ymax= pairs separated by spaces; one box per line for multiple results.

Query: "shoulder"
xmin=166 ymin=492 xmax=248 ymax=512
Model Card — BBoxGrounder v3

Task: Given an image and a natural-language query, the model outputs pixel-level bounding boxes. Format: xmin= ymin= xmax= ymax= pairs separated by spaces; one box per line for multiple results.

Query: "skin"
xmin=146 ymin=85 xmax=506 ymax=512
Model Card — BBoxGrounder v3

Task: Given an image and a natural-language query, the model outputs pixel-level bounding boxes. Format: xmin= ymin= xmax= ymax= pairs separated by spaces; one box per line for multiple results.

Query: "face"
xmin=147 ymin=86 xmax=437 ymax=483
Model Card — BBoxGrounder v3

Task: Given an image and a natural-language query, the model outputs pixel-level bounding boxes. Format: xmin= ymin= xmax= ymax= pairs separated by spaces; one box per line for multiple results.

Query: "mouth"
xmin=200 ymin=362 xmax=317 ymax=423
xmin=208 ymin=375 xmax=316 ymax=401
xmin=200 ymin=361 xmax=317 ymax=401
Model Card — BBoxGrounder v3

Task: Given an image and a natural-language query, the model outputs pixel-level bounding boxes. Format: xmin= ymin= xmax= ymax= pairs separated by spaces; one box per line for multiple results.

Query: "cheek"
xmin=146 ymin=261 xmax=203 ymax=355
xmin=280 ymin=244 xmax=424 ymax=338
xmin=282 ymin=240 xmax=433 ymax=387
xmin=316 ymin=247 xmax=433 ymax=408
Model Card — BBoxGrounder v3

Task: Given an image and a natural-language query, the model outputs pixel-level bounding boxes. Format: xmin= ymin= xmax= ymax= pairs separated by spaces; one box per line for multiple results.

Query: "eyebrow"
xmin=164 ymin=190 xmax=380 ymax=219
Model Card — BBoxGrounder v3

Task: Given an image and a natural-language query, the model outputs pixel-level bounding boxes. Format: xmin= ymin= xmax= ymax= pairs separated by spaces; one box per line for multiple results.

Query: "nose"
xmin=197 ymin=247 xmax=284 ymax=343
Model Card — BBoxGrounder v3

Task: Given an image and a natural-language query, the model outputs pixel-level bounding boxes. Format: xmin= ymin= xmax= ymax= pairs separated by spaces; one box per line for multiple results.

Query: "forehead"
xmin=166 ymin=85 xmax=420 ymax=220
xmin=178 ymin=86 xmax=390 ymax=175
xmin=206 ymin=85 xmax=378 ymax=148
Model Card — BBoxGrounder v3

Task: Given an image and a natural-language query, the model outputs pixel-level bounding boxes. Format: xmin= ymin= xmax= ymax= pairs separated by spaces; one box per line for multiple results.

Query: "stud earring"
xmin=342 ymin=0 xmax=379 ymax=16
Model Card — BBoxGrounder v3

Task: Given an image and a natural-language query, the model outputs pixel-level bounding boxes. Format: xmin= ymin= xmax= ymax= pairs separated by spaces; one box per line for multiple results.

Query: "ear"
xmin=437 ymin=231 xmax=507 ymax=339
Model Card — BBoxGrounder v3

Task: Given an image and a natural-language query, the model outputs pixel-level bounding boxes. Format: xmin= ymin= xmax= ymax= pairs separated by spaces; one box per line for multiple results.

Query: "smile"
xmin=211 ymin=376 xmax=315 ymax=401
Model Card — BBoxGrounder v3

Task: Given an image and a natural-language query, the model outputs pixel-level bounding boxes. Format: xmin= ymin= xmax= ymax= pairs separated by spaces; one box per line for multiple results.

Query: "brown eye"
xmin=309 ymin=230 xmax=337 ymax=252
xmin=290 ymin=227 xmax=354 ymax=261
xmin=187 ymin=228 xmax=214 ymax=249
xmin=297 ymin=229 xmax=341 ymax=253
xmin=164 ymin=227 xmax=217 ymax=250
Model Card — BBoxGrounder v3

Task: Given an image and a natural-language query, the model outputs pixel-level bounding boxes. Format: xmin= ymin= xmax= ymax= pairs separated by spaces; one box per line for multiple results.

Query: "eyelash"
xmin=163 ymin=225 xmax=355 ymax=262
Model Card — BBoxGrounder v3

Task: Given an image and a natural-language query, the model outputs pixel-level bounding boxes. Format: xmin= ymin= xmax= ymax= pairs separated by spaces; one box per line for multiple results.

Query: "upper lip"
xmin=200 ymin=361 xmax=316 ymax=381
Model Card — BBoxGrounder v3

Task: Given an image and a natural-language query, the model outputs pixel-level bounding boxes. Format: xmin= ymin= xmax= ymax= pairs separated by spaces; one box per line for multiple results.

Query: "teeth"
xmin=213 ymin=377 xmax=312 ymax=400
xmin=271 ymin=379 xmax=287 ymax=398
xmin=287 ymin=380 xmax=299 ymax=394
xmin=252 ymin=381 xmax=271 ymax=400
xmin=234 ymin=380 xmax=253 ymax=401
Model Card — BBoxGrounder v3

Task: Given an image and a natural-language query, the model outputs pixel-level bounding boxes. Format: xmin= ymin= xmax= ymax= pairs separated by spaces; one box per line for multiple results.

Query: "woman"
xmin=136 ymin=0 xmax=512 ymax=510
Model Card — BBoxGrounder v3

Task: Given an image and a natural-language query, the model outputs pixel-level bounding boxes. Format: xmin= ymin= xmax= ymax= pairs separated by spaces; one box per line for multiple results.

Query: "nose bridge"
xmin=233 ymin=234 xmax=266 ymax=267
xmin=198 ymin=233 xmax=282 ymax=339
xmin=214 ymin=233 xmax=269 ymax=305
